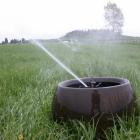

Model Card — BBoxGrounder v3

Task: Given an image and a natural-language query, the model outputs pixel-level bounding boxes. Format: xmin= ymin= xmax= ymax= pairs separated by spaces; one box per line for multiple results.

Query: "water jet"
xmin=31 ymin=40 xmax=88 ymax=87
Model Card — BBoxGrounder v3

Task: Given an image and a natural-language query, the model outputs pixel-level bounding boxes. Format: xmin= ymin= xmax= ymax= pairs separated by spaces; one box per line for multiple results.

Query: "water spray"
xmin=57 ymin=39 xmax=71 ymax=48
xmin=31 ymin=40 xmax=88 ymax=87
xmin=57 ymin=39 xmax=78 ymax=52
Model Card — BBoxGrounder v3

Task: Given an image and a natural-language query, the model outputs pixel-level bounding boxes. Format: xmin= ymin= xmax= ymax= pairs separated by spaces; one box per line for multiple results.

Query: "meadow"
xmin=0 ymin=42 xmax=140 ymax=140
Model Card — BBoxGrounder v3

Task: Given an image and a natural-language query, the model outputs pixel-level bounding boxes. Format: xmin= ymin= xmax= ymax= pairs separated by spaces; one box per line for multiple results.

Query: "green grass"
xmin=0 ymin=42 xmax=140 ymax=140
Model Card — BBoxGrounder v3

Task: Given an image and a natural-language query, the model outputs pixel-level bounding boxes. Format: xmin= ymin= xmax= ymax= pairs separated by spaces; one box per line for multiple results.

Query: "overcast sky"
xmin=0 ymin=0 xmax=139 ymax=41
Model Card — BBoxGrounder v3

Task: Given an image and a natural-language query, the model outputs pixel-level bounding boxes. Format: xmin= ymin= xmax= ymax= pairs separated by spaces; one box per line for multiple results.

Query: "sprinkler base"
xmin=52 ymin=77 xmax=137 ymax=129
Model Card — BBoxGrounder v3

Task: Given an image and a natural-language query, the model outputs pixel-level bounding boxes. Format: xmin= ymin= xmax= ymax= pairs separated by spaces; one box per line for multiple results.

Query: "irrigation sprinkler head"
xmin=52 ymin=77 xmax=136 ymax=130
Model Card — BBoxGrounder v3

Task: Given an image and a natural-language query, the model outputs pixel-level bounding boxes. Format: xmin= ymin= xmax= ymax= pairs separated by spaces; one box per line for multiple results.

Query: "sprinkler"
xmin=52 ymin=77 xmax=136 ymax=130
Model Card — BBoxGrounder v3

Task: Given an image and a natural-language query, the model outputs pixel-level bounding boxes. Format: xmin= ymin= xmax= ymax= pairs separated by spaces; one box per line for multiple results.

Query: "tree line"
xmin=1 ymin=38 xmax=28 ymax=44
xmin=61 ymin=29 xmax=121 ymax=41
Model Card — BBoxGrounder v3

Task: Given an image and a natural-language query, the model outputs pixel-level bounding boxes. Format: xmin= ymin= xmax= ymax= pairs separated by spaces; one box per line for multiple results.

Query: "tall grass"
xmin=0 ymin=42 xmax=140 ymax=139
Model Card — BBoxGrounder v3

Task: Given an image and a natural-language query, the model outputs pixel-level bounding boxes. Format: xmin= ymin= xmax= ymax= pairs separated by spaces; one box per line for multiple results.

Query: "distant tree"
xmin=21 ymin=38 xmax=26 ymax=43
xmin=2 ymin=41 xmax=5 ymax=44
xmin=4 ymin=38 xmax=8 ymax=44
xmin=104 ymin=2 xmax=124 ymax=34
xmin=1 ymin=38 xmax=8 ymax=44
xmin=10 ymin=39 xmax=21 ymax=44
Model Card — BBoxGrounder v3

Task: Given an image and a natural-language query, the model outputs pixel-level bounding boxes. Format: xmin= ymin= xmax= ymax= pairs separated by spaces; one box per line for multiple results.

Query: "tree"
xmin=104 ymin=2 xmax=124 ymax=34
xmin=21 ymin=38 xmax=26 ymax=43
xmin=1 ymin=38 xmax=8 ymax=44
xmin=10 ymin=39 xmax=20 ymax=44
xmin=5 ymin=38 xmax=8 ymax=44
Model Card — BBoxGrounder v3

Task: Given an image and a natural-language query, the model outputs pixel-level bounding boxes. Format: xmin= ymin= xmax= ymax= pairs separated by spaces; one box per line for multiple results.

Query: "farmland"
xmin=0 ymin=42 xmax=140 ymax=139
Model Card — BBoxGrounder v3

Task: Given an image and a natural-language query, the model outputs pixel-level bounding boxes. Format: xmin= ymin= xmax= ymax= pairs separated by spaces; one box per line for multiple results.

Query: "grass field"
xmin=0 ymin=42 xmax=140 ymax=140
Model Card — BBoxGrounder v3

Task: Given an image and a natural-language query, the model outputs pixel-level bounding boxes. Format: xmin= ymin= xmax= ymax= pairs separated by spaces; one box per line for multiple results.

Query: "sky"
xmin=0 ymin=0 xmax=140 ymax=41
